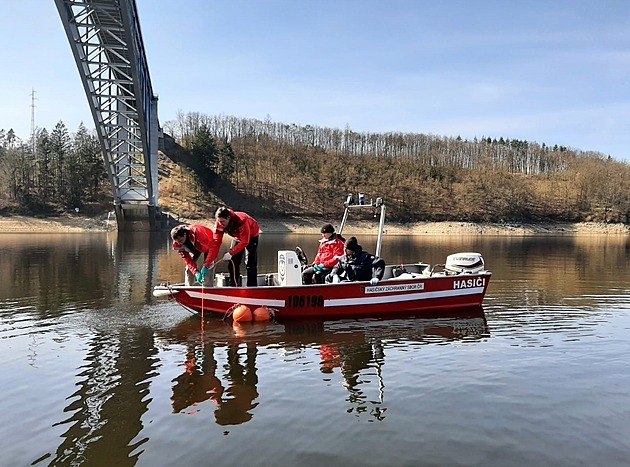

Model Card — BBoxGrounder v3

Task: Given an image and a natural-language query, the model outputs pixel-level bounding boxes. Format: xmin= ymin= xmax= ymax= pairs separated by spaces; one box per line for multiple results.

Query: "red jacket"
xmin=212 ymin=210 xmax=260 ymax=259
xmin=172 ymin=224 xmax=220 ymax=273
xmin=314 ymin=234 xmax=345 ymax=268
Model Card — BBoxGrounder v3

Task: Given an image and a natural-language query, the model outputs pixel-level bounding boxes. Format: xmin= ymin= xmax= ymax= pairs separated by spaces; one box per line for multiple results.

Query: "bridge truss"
xmin=55 ymin=0 xmax=160 ymax=218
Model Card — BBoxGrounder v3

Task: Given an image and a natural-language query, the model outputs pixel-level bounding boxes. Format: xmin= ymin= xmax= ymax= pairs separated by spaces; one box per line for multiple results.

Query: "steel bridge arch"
xmin=55 ymin=0 xmax=162 ymax=230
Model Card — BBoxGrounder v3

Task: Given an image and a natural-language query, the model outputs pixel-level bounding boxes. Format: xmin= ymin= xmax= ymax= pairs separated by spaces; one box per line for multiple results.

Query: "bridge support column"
xmin=114 ymin=204 xmax=170 ymax=232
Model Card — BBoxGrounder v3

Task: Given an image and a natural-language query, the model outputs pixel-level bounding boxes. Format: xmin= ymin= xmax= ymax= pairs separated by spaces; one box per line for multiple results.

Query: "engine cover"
xmin=445 ymin=252 xmax=485 ymax=274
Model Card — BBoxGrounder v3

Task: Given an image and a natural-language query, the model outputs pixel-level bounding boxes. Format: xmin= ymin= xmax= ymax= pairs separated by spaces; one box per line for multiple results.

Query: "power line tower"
xmin=30 ymin=88 xmax=37 ymax=154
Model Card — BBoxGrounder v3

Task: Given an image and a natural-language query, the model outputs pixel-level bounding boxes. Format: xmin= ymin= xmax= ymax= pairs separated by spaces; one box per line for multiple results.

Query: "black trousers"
xmin=302 ymin=266 xmax=332 ymax=284
xmin=229 ymin=236 xmax=259 ymax=287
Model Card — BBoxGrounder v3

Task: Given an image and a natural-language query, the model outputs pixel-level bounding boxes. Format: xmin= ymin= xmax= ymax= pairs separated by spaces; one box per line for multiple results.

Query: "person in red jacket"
xmin=171 ymin=224 xmax=220 ymax=286
xmin=208 ymin=207 xmax=260 ymax=287
xmin=302 ymin=223 xmax=345 ymax=284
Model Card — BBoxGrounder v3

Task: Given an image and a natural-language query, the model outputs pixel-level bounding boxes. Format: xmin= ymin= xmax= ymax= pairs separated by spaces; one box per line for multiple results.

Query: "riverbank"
xmin=0 ymin=214 xmax=629 ymax=235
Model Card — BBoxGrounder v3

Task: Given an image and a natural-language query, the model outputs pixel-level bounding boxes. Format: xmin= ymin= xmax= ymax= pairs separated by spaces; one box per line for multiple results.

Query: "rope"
xmin=200 ymin=283 xmax=205 ymax=339
xmin=201 ymin=279 xmax=205 ymax=329
xmin=227 ymin=258 xmax=238 ymax=286
xmin=223 ymin=303 xmax=238 ymax=322
xmin=197 ymin=258 xmax=226 ymax=325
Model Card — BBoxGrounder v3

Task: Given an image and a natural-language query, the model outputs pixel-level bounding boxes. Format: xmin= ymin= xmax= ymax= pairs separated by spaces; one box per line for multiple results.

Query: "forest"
xmin=0 ymin=122 xmax=108 ymax=215
xmin=1 ymin=111 xmax=629 ymax=224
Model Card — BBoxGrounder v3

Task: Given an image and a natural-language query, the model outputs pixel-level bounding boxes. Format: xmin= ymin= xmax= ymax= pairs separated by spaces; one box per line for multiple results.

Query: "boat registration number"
xmin=287 ymin=295 xmax=324 ymax=308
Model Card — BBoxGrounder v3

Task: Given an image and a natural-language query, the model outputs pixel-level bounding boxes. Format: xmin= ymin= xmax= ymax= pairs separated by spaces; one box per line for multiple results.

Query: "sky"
xmin=1 ymin=0 xmax=629 ymax=161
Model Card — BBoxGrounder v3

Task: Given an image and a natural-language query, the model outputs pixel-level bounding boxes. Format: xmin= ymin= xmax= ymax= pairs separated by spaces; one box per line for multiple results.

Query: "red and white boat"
xmin=153 ymin=195 xmax=491 ymax=320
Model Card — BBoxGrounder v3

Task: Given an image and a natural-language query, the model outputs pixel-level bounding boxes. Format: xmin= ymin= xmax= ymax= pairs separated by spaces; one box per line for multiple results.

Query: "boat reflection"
xmin=165 ymin=307 xmax=489 ymax=426
xmin=172 ymin=341 xmax=259 ymax=425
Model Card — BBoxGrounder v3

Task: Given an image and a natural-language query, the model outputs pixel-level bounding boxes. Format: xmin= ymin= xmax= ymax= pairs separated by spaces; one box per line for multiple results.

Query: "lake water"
xmin=1 ymin=232 xmax=629 ymax=466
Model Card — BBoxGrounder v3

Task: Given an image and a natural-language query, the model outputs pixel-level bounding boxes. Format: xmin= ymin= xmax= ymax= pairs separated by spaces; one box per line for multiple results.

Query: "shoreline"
xmin=0 ymin=214 xmax=628 ymax=235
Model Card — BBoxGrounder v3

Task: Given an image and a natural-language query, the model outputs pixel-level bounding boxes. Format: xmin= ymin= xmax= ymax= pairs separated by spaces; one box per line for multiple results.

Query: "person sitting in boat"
xmin=206 ymin=207 xmax=260 ymax=287
xmin=302 ymin=223 xmax=345 ymax=285
xmin=171 ymin=224 xmax=220 ymax=287
xmin=326 ymin=236 xmax=385 ymax=286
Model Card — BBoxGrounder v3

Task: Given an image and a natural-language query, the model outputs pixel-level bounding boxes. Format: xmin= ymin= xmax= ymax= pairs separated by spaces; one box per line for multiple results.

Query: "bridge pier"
xmin=114 ymin=204 xmax=177 ymax=232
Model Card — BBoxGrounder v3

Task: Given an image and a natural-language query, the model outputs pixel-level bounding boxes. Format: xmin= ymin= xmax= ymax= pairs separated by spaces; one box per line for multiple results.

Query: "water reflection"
xmin=40 ymin=328 xmax=159 ymax=466
xmin=163 ymin=309 xmax=488 ymax=426
xmin=171 ymin=340 xmax=259 ymax=425
xmin=1 ymin=232 xmax=629 ymax=467
xmin=0 ymin=232 xmax=167 ymax=316
xmin=3 ymin=232 xmax=627 ymax=317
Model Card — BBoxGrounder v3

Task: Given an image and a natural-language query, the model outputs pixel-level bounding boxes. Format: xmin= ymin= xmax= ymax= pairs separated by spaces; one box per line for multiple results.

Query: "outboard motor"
xmin=445 ymin=252 xmax=485 ymax=274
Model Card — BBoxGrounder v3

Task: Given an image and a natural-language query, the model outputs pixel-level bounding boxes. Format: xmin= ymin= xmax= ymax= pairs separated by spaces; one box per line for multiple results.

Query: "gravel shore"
xmin=0 ymin=214 xmax=628 ymax=235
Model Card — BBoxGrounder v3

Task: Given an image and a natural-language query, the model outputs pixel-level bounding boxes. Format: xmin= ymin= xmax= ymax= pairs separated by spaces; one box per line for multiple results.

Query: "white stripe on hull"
xmin=325 ymin=287 xmax=484 ymax=307
xmin=185 ymin=290 xmax=285 ymax=308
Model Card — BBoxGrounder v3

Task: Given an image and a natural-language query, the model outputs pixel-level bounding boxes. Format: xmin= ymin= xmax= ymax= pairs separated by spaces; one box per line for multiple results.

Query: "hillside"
xmin=158 ymin=133 xmax=306 ymax=220
xmin=156 ymin=122 xmax=630 ymax=226
xmin=2 ymin=114 xmax=628 ymax=226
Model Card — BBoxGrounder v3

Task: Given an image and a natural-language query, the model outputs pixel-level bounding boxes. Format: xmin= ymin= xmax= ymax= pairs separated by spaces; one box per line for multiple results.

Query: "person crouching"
xmin=171 ymin=224 xmax=220 ymax=286
xmin=326 ymin=236 xmax=385 ymax=286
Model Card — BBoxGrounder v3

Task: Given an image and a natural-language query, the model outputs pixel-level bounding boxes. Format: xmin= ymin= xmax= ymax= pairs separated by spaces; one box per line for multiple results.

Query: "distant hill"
xmin=157 ymin=118 xmax=630 ymax=224
xmin=2 ymin=115 xmax=628 ymax=225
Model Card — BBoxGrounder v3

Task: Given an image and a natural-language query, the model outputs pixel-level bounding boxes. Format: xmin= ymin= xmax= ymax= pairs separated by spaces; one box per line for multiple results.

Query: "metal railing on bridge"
xmin=55 ymin=0 xmax=163 ymax=230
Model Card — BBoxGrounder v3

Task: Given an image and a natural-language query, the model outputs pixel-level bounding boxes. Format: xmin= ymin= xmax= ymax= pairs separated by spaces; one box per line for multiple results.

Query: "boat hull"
xmin=154 ymin=272 xmax=491 ymax=320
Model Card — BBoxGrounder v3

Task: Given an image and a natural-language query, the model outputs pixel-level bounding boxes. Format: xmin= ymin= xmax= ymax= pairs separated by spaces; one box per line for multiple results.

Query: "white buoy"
xmin=153 ymin=287 xmax=176 ymax=298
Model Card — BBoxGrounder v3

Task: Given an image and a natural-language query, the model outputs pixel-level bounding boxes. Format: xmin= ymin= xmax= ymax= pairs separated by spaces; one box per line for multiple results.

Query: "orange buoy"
xmin=232 ymin=304 xmax=253 ymax=322
xmin=253 ymin=305 xmax=271 ymax=321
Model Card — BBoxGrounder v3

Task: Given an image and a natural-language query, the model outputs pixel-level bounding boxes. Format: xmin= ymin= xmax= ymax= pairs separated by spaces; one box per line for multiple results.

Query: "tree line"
xmin=2 ymin=112 xmax=629 ymax=224
xmin=163 ymin=112 xmax=630 ymax=224
xmin=0 ymin=123 xmax=109 ymax=214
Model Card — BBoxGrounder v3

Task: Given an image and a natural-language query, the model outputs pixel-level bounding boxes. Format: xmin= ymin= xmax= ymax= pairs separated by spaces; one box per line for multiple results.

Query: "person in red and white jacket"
xmin=207 ymin=207 xmax=260 ymax=287
xmin=302 ymin=223 xmax=345 ymax=284
xmin=171 ymin=224 xmax=220 ymax=286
